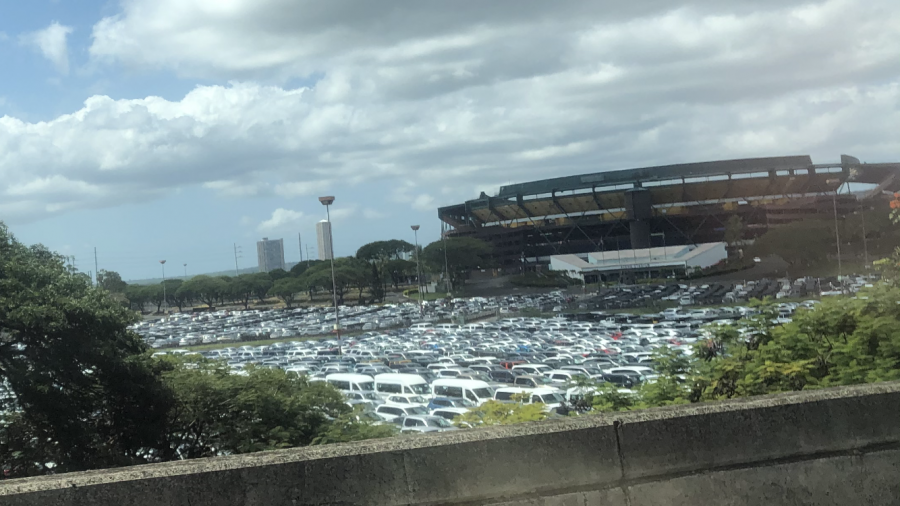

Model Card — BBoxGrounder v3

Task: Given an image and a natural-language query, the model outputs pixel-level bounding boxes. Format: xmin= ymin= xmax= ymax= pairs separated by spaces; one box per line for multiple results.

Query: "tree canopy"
xmin=0 ymin=224 xmax=174 ymax=475
xmin=421 ymin=237 xmax=492 ymax=290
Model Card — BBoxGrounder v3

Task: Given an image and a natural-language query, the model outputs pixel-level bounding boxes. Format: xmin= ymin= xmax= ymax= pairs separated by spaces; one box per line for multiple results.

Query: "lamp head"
xmin=318 ymin=196 xmax=335 ymax=206
xmin=411 ymin=225 xmax=420 ymax=231
xmin=160 ymin=260 xmax=166 ymax=265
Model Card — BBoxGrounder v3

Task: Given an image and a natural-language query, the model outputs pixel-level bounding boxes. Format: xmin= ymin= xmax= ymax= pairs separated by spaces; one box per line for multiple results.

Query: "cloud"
xmin=258 ymin=208 xmax=305 ymax=232
xmin=2 ymin=0 xmax=899 ymax=226
xmin=363 ymin=208 xmax=387 ymax=220
xmin=412 ymin=194 xmax=436 ymax=212
xmin=22 ymin=22 xmax=73 ymax=74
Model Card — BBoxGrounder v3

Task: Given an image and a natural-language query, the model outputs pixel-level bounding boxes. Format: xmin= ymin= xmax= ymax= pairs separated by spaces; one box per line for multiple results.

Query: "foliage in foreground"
xmin=0 ymin=223 xmax=394 ymax=478
xmin=574 ymin=289 xmax=900 ymax=415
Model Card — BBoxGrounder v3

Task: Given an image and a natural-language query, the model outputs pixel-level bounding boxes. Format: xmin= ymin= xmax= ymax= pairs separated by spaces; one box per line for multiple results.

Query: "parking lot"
xmin=146 ymin=282 xmax=834 ymax=433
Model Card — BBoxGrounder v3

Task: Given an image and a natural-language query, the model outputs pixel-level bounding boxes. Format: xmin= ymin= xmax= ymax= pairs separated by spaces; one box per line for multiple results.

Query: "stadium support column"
xmin=625 ymin=188 xmax=652 ymax=249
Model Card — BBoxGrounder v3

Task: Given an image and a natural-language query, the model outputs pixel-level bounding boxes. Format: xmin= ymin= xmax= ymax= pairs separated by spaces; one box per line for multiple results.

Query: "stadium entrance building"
xmin=549 ymin=243 xmax=727 ymax=283
xmin=438 ymin=154 xmax=900 ymax=273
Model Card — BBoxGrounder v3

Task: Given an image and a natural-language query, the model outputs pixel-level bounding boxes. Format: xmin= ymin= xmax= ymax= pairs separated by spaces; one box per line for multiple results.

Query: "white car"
xmin=384 ymin=395 xmax=429 ymax=408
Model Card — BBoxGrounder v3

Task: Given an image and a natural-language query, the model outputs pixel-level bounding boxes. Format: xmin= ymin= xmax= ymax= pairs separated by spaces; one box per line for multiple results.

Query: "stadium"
xmin=438 ymin=155 xmax=900 ymax=275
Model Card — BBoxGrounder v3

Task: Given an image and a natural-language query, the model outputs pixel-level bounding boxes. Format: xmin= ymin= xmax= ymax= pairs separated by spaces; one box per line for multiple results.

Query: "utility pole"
xmin=233 ymin=243 xmax=241 ymax=276
xmin=94 ymin=247 xmax=99 ymax=286
xmin=299 ymin=233 xmax=303 ymax=263
xmin=832 ymin=190 xmax=842 ymax=283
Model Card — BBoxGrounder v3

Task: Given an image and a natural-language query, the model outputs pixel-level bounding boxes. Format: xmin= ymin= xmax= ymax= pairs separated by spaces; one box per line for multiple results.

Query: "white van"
xmin=325 ymin=373 xmax=375 ymax=393
xmin=494 ymin=386 xmax=565 ymax=412
xmin=374 ymin=373 xmax=431 ymax=398
xmin=431 ymin=379 xmax=494 ymax=405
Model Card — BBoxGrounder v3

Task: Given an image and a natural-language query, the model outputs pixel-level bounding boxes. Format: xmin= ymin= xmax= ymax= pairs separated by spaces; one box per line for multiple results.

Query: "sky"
xmin=1 ymin=0 xmax=899 ymax=281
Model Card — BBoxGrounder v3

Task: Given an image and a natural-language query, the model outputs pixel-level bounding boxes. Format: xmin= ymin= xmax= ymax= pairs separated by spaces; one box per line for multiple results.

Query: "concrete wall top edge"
xmin=1 ymin=381 xmax=897 ymax=497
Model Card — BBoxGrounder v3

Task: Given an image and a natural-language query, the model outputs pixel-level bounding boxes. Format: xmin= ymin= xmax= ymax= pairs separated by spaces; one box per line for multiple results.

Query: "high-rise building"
xmin=316 ymin=220 xmax=333 ymax=260
xmin=256 ymin=237 xmax=285 ymax=273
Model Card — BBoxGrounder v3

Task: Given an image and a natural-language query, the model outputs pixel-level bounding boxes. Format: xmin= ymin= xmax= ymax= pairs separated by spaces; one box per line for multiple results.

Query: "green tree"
xmin=147 ymin=283 xmax=166 ymax=313
xmin=0 ymin=223 xmax=174 ymax=477
xmin=268 ymin=268 xmax=290 ymax=282
xmin=97 ymin=269 xmax=128 ymax=293
xmin=250 ymin=272 xmax=274 ymax=302
xmin=269 ymin=277 xmax=308 ymax=308
xmin=229 ymin=274 xmax=257 ymax=309
xmin=750 ymin=219 xmax=834 ymax=267
xmin=180 ymin=275 xmax=228 ymax=308
xmin=304 ymin=258 xmax=367 ymax=306
xmin=163 ymin=278 xmax=187 ymax=311
xmin=422 ymin=237 xmax=492 ymax=290
xmin=125 ymin=283 xmax=151 ymax=313
xmin=158 ymin=357 xmax=358 ymax=458
xmin=723 ymin=215 xmax=744 ymax=246
xmin=384 ymin=258 xmax=417 ymax=289
xmin=311 ymin=408 xmax=398 ymax=445
xmin=356 ymin=240 xmax=414 ymax=302
xmin=453 ymin=397 xmax=547 ymax=427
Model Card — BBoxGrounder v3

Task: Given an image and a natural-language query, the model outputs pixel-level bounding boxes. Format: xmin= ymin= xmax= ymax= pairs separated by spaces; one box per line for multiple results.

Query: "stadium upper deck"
xmin=438 ymin=155 xmax=900 ymax=270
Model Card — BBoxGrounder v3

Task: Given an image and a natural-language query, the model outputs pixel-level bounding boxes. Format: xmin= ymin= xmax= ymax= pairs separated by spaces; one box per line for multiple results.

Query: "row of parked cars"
xmin=131 ymin=292 xmax=570 ymax=349
xmin=150 ymin=297 xmax=821 ymax=432
xmin=585 ymin=276 xmax=874 ymax=311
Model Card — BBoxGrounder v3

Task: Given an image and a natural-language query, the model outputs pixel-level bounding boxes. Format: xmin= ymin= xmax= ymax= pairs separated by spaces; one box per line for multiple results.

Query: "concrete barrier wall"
xmin=2 ymin=382 xmax=899 ymax=506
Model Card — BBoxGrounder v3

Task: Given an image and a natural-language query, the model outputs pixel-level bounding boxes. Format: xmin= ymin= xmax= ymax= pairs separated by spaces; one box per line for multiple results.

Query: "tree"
xmin=268 ymin=268 xmax=290 ymax=282
xmin=304 ymin=258 xmax=366 ymax=306
xmin=230 ymin=274 xmax=256 ymax=309
xmin=250 ymin=272 xmax=274 ymax=302
xmin=0 ymin=223 xmax=174 ymax=477
xmin=454 ymin=397 xmax=547 ymax=427
xmin=290 ymin=260 xmax=324 ymax=278
xmin=311 ymin=408 xmax=398 ymax=445
xmin=422 ymin=237 xmax=492 ymax=290
xmin=180 ymin=275 xmax=227 ymax=308
xmin=269 ymin=277 xmax=308 ymax=308
xmin=159 ymin=357 xmax=360 ymax=458
xmin=723 ymin=215 xmax=744 ymax=246
xmin=125 ymin=284 xmax=151 ymax=313
xmin=97 ymin=269 xmax=128 ymax=293
xmin=147 ymin=283 xmax=165 ymax=313
xmin=163 ymin=278 xmax=187 ymax=311
xmin=750 ymin=219 xmax=835 ymax=267
xmin=384 ymin=259 xmax=417 ymax=289
xmin=356 ymin=240 xmax=414 ymax=302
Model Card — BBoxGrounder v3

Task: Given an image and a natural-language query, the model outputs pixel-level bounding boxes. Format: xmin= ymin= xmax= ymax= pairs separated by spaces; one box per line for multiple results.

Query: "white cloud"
xmin=2 ymin=0 xmax=899 ymax=226
xmin=412 ymin=194 xmax=436 ymax=212
xmin=22 ymin=22 xmax=73 ymax=74
xmin=363 ymin=208 xmax=387 ymax=220
xmin=258 ymin=208 xmax=305 ymax=232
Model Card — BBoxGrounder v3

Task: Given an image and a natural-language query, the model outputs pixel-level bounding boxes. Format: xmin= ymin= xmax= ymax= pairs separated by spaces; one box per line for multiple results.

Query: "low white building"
xmin=549 ymin=242 xmax=727 ymax=282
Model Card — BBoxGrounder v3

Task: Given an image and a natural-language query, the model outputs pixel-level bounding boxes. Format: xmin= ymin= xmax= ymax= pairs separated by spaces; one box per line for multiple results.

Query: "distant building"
xmin=257 ymin=237 xmax=285 ymax=273
xmin=549 ymin=242 xmax=727 ymax=283
xmin=316 ymin=220 xmax=333 ymax=260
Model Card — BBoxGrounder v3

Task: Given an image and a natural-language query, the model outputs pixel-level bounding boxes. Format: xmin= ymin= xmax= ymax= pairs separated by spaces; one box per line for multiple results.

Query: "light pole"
xmin=411 ymin=225 xmax=424 ymax=318
xmin=319 ymin=196 xmax=342 ymax=355
xmin=159 ymin=260 xmax=167 ymax=315
xmin=827 ymin=180 xmax=843 ymax=283
xmin=183 ymin=263 xmax=188 ymax=279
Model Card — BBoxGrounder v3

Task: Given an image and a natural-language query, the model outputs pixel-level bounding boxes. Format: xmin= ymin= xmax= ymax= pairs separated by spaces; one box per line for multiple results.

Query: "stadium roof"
xmin=439 ymin=154 xmax=900 ymax=229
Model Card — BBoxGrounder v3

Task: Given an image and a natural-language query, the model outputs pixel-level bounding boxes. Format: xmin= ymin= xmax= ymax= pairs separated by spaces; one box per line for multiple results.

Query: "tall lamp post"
xmin=319 ymin=196 xmax=342 ymax=355
xmin=411 ymin=225 xmax=424 ymax=318
xmin=159 ymin=260 xmax=167 ymax=315
xmin=183 ymin=263 xmax=188 ymax=278
xmin=827 ymin=179 xmax=843 ymax=284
